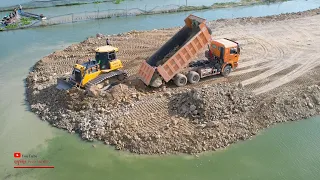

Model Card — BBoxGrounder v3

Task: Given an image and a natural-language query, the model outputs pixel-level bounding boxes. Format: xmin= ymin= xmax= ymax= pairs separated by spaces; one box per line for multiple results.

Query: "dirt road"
xmin=26 ymin=8 xmax=320 ymax=154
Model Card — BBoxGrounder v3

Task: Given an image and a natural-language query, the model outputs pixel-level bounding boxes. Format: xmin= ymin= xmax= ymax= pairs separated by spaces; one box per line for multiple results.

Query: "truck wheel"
xmin=222 ymin=65 xmax=232 ymax=77
xmin=187 ymin=71 xmax=200 ymax=84
xmin=174 ymin=73 xmax=187 ymax=87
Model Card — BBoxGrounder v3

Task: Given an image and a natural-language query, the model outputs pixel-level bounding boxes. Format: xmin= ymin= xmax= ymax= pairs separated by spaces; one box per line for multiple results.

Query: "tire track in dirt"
xmin=230 ymin=36 xmax=287 ymax=78
xmin=244 ymin=64 xmax=300 ymax=92
xmin=236 ymin=37 xmax=270 ymax=68
xmin=254 ymin=57 xmax=320 ymax=94
xmin=248 ymin=16 xmax=320 ymax=94
xmin=241 ymin=50 xmax=303 ymax=86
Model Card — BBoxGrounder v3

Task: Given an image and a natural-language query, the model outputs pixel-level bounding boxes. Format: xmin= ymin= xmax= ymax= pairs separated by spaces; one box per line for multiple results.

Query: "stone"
xmin=96 ymin=84 xmax=104 ymax=89
xmin=171 ymin=119 xmax=178 ymax=125
xmin=190 ymin=105 xmax=197 ymax=112
xmin=205 ymin=121 xmax=219 ymax=128
xmin=192 ymin=110 xmax=198 ymax=115
xmin=88 ymin=86 xmax=100 ymax=97
xmin=164 ymin=91 xmax=172 ymax=97
xmin=196 ymin=124 xmax=206 ymax=129
xmin=307 ymin=102 xmax=314 ymax=109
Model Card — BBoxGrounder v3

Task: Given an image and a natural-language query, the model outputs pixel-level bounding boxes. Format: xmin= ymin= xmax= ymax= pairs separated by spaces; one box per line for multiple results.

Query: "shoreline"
xmin=0 ymin=0 xmax=290 ymax=32
xmin=25 ymin=8 xmax=320 ymax=155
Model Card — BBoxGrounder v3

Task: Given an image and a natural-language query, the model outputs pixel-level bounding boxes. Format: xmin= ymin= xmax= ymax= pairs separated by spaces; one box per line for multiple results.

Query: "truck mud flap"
xmin=56 ymin=78 xmax=74 ymax=90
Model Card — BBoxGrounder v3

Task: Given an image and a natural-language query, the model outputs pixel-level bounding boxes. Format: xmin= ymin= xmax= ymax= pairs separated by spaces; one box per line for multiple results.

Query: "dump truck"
xmin=137 ymin=14 xmax=240 ymax=87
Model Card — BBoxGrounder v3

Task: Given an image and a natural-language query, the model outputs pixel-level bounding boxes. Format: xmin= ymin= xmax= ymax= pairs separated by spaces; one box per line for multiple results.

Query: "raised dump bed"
xmin=137 ymin=14 xmax=212 ymax=87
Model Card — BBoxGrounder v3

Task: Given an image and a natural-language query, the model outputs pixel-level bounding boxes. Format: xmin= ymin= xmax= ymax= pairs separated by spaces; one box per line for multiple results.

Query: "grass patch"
xmin=0 ymin=17 xmax=37 ymax=31
xmin=114 ymin=0 xmax=124 ymax=4
xmin=213 ymin=2 xmax=238 ymax=8
xmin=178 ymin=5 xmax=211 ymax=11
xmin=5 ymin=23 xmax=18 ymax=29
xmin=20 ymin=17 xmax=33 ymax=25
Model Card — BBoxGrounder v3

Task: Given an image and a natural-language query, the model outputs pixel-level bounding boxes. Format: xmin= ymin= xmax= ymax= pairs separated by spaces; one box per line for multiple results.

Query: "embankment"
xmin=26 ymin=8 xmax=320 ymax=154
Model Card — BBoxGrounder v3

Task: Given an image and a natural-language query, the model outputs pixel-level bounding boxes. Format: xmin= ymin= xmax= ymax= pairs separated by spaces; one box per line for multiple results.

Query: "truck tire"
xmin=187 ymin=71 xmax=200 ymax=84
xmin=174 ymin=73 xmax=187 ymax=87
xmin=222 ymin=65 xmax=232 ymax=77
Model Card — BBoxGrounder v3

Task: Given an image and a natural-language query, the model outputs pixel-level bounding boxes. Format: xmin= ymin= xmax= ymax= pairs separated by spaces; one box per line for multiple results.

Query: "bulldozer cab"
xmin=72 ymin=68 xmax=82 ymax=83
xmin=95 ymin=45 xmax=120 ymax=70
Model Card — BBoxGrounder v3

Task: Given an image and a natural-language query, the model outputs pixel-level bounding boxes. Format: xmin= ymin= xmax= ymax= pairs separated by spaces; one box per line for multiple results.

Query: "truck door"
xmin=219 ymin=46 xmax=224 ymax=60
xmin=229 ymin=47 xmax=239 ymax=62
xmin=219 ymin=46 xmax=225 ymax=66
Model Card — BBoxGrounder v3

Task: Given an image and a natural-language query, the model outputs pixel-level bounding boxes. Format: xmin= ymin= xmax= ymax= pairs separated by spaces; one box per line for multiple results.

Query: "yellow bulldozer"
xmin=56 ymin=45 xmax=128 ymax=90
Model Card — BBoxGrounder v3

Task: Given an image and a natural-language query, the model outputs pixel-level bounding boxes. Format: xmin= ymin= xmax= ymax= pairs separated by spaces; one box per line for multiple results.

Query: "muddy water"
xmin=1 ymin=1 xmax=320 ymax=179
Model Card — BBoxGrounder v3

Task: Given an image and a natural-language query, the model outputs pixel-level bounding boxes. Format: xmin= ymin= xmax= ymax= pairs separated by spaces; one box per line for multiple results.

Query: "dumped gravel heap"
xmin=256 ymin=84 xmax=320 ymax=127
xmin=170 ymin=83 xmax=257 ymax=123
xmin=25 ymin=9 xmax=320 ymax=154
xmin=103 ymin=83 xmax=142 ymax=102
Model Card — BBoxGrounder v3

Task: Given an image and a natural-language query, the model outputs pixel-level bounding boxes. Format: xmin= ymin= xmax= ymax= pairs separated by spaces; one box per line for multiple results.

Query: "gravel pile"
xmin=256 ymin=84 xmax=320 ymax=127
xmin=170 ymin=83 xmax=257 ymax=123
xmin=26 ymin=71 xmax=320 ymax=154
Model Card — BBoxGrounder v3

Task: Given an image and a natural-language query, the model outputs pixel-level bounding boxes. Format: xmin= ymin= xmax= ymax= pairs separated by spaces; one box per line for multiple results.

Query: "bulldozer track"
xmin=116 ymin=96 xmax=194 ymax=134
xmin=85 ymin=70 xmax=127 ymax=89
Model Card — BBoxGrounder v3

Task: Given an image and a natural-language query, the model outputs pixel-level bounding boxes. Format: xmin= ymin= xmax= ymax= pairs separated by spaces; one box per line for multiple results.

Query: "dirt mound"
xmin=256 ymin=84 xmax=320 ymax=126
xmin=103 ymin=83 xmax=142 ymax=102
xmin=25 ymin=9 xmax=320 ymax=155
xmin=169 ymin=83 xmax=257 ymax=123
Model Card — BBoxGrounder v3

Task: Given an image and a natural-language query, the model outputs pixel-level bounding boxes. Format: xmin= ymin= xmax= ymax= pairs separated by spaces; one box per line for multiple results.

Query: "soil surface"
xmin=26 ymin=8 xmax=320 ymax=154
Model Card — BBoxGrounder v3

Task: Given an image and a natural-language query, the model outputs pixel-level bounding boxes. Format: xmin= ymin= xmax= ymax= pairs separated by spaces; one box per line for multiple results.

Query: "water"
xmin=1 ymin=0 xmax=320 ymax=179
xmin=0 ymin=0 xmax=238 ymax=14
xmin=4 ymin=117 xmax=320 ymax=180
xmin=0 ymin=0 xmax=33 ymax=8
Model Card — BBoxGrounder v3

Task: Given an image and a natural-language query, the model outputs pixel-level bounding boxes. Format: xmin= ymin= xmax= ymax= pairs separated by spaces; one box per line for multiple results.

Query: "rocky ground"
xmin=26 ymin=8 xmax=320 ymax=154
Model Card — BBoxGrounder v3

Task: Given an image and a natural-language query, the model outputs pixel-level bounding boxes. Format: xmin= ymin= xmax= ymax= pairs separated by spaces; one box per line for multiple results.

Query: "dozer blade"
xmin=56 ymin=78 xmax=74 ymax=90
